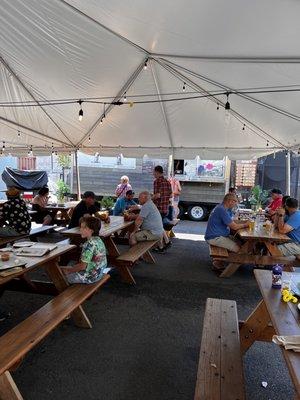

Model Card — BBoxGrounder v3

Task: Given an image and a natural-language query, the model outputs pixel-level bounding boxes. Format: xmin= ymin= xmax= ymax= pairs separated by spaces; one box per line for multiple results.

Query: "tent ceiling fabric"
xmin=0 ymin=0 xmax=299 ymax=159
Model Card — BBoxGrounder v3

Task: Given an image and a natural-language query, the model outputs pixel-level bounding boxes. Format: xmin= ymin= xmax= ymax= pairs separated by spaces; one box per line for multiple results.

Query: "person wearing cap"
xmin=68 ymin=191 xmax=101 ymax=229
xmin=113 ymin=190 xmax=137 ymax=216
xmin=265 ymin=188 xmax=283 ymax=218
xmin=0 ymin=187 xmax=31 ymax=236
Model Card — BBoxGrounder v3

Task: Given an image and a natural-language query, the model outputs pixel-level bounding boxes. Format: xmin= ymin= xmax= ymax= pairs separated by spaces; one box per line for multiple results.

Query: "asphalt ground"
xmin=0 ymin=220 xmax=294 ymax=400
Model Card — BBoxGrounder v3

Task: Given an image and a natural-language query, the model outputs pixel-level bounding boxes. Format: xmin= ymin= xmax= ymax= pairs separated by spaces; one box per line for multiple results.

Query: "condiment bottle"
xmin=272 ymin=264 xmax=282 ymax=289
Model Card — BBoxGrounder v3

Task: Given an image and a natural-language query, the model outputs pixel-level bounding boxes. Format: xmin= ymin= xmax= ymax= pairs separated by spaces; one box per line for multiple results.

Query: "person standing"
xmin=115 ymin=176 xmax=132 ymax=199
xmin=169 ymin=175 xmax=181 ymax=218
xmin=153 ymin=165 xmax=172 ymax=249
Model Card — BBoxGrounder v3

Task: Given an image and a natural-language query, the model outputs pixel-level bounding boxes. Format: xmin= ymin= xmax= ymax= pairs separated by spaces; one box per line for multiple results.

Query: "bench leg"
xmin=143 ymin=250 xmax=156 ymax=264
xmin=240 ymin=300 xmax=270 ymax=353
xmin=0 ymin=371 xmax=23 ymax=400
xmin=115 ymin=264 xmax=136 ymax=285
xmin=219 ymin=262 xmax=241 ymax=278
xmin=45 ymin=261 xmax=92 ymax=329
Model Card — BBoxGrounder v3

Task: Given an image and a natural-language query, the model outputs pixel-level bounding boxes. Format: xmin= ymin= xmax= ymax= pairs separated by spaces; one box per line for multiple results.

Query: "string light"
xmin=123 ymin=93 xmax=127 ymax=102
xmin=266 ymin=140 xmax=269 ymax=147
xmin=143 ymin=59 xmax=148 ymax=70
xmin=225 ymin=93 xmax=230 ymax=111
xmin=78 ymin=100 xmax=83 ymax=121
xmin=88 ymin=136 xmax=91 ymax=142
xmin=182 ymin=82 xmax=186 ymax=92
xmin=217 ymin=103 xmax=219 ymax=110
xmin=100 ymin=118 xmax=103 ymax=124
xmin=285 ymin=151 xmax=288 ymax=157
xmin=17 ymin=130 xmax=21 ymax=137
xmin=242 ymin=124 xmax=245 ymax=131
xmin=2 ymin=141 xmax=5 ymax=150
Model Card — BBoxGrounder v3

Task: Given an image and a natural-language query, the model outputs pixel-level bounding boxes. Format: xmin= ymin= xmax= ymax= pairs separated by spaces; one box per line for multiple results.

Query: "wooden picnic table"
xmin=0 ymin=243 xmax=93 ymax=329
xmin=240 ymin=269 xmax=300 ymax=399
xmin=220 ymin=225 xmax=293 ymax=278
xmin=45 ymin=204 xmax=75 ymax=224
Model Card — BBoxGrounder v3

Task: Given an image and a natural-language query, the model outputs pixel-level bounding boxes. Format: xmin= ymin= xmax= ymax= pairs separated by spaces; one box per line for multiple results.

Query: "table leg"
xmin=104 ymin=236 xmax=120 ymax=258
xmin=240 ymin=300 xmax=271 ymax=353
xmin=264 ymin=241 xmax=295 ymax=271
xmin=45 ymin=261 xmax=92 ymax=329
xmin=0 ymin=371 xmax=23 ymax=400
xmin=220 ymin=242 xmax=250 ymax=278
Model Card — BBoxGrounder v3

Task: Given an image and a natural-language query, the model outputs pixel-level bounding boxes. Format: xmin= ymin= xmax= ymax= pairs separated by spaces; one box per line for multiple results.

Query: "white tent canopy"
xmin=1 ymin=0 xmax=300 ymax=159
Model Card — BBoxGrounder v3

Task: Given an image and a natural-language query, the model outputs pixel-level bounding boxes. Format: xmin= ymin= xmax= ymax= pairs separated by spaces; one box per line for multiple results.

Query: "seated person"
xmin=0 ymin=187 xmax=31 ymax=236
xmin=265 ymin=188 xmax=283 ymax=219
xmin=68 ymin=191 xmax=100 ymax=229
xmin=113 ymin=190 xmax=137 ymax=216
xmin=32 ymin=187 xmax=52 ymax=225
xmin=61 ymin=216 xmax=108 ymax=284
xmin=129 ymin=191 xmax=164 ymax=247
xmin=205 ymin=193 xmax=249 ymax=270
xmin=275 ymin=197 xmax=300 ymax=256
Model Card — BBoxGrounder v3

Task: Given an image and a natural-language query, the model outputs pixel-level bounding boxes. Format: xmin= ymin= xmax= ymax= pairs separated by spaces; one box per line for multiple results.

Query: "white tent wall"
xmin=0 ymin=0 xmax=299 ymax=159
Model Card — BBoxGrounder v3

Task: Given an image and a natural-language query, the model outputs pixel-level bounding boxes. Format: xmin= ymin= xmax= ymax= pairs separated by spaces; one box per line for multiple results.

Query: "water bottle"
xmin=272 ymin=264 xmax=282 ymax=289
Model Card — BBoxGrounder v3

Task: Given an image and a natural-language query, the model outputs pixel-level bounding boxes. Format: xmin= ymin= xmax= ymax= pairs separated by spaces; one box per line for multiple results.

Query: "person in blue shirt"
xmin=113 ymin=190 xmax=137 ymax=216
xmin=205 ymin=193 xmax=250 ymax=271
xmin=275 ymin=197 xmax=300 ymax=256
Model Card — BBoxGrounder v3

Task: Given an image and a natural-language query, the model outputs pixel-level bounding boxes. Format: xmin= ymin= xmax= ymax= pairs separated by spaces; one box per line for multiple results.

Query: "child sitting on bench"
xmin=61 ymin=216 xmax=108 ymax=284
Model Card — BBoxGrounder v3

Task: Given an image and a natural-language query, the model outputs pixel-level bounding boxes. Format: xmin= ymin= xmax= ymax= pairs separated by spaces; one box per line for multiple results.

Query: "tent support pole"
xmin=74 ymin=150 xmax=81 ymax=200
xmin=286 ymin=151 xmax=291 ymax=196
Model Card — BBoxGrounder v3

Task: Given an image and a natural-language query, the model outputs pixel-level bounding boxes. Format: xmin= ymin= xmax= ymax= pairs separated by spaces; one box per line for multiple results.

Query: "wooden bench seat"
xmin=194 ymin=298 xmax=245 ymax=400
xmin=0 ymin=274 xmax=110 ymax=399
xmin=209 ymin=245 xmax=229 ymax=258
xmin=114 ymin=240 xmax=159 ymax=284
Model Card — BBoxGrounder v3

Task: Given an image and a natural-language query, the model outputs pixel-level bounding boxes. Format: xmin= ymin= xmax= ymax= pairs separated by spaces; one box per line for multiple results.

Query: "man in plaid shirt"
xmin=153 ymin=165 xmax=172 ymax=216
xmin=152 ymin=165 xmax=173 ymax=252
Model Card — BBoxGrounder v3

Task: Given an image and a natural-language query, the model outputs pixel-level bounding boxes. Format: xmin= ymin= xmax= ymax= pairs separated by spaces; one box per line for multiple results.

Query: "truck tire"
xmin=187 ymin=205 xmax=208 ymax=221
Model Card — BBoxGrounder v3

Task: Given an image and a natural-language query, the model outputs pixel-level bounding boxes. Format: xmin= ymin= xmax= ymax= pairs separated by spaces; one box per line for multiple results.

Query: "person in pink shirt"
xmin=169 ymin=175 xmax=182 ymax=218
xmin=115 ymin=176 xmax=132 ymax=198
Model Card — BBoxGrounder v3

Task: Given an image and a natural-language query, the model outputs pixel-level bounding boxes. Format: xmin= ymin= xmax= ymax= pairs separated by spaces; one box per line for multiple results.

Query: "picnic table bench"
xmin=115 ymin=240 xmax=158 ymax=284
xmin=0 ymin=274 xmax=110 ymax=400
xmin=194 ymin=298 xmax=245 ymax=400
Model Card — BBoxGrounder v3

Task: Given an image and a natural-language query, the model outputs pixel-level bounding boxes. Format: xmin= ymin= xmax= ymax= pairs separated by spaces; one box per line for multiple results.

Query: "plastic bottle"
xmin=272 ymin=264 xmax=282 ymax=289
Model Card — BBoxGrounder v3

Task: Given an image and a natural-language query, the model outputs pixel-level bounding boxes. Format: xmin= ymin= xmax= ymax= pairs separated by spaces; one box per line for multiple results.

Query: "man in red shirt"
xmin=266 ymin=188 xmax=283 ymax=218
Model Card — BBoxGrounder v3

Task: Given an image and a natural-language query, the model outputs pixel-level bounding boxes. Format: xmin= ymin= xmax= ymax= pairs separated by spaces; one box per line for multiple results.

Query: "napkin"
xmin=272 ymin=335 xmax=300 ymax=352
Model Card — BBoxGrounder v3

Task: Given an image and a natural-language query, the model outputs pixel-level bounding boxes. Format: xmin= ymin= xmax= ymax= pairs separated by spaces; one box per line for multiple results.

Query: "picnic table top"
xmin=0 ymin=243 xmax=76 ymax=285
xmin=238 ymin=226 xmax=290 ymax=243
xmin=62 ymin=216 xmax=133 ymax=238
xmin=254 ymin=269 xmax=300 ymax=393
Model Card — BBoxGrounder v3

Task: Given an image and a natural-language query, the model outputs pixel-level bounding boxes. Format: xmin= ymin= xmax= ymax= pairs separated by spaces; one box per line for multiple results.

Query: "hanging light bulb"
xmin=123 ymin=92 xmax=127 ymax=102
xmin=78 ymin=100 xmax=83 ymax=121
xmin=224 ymin=93 xmax=231 ymax=125
xmin=242 ymin=124 xmax=245 ymax=131
xmin=266 ymin=140 xmax=269 ymax=147
xmin=17 ymin=130 xmax=21 ymax=137
xmin=100 ymin=118 xmax=103 ymax=124
xmin=2 ymin=141 xmax=5 ymax=150
xmin=285 ymin=151 xmax=288 ymax=158
xmin=144 ymin=59 xmax=148 ymax=70
xmin=88 ymin=136 xmax=91 ymax=142
xmin=217 ymin=103 xmax=219 ymax=110
xmin=182 ymin=82 xmax=186 ymax=92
